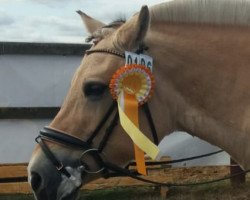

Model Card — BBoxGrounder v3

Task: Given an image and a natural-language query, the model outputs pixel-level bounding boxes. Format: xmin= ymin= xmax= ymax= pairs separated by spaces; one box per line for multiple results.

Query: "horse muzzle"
xmin=28 ymin=138 xmax=89 ymax=200
xmin=28 ymin=157 xmax=62 ymax=200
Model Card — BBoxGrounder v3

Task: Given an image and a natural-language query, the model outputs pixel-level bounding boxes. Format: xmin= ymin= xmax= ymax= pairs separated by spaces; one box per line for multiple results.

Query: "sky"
xmin=0 ymin=0 xmax=167 ymax=44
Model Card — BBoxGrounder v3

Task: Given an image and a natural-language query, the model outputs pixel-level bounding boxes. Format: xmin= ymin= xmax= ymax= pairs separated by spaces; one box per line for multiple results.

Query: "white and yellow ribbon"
xmin=109 ymin=64 xmax=161 ymax=175
xmin=118 ymin=92 xmax=160 ymax=160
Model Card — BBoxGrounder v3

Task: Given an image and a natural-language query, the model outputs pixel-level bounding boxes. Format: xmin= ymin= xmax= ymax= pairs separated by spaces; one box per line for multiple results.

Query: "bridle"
xmin=35 ymin=47 xmax=250 ymax=187
xmin=35 ymin=46 xmax=159 ymax=179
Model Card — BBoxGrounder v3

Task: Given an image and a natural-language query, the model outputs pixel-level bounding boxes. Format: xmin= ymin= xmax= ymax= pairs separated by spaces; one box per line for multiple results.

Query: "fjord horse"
xmin=28 ymin=0 xmax=250 ymax=199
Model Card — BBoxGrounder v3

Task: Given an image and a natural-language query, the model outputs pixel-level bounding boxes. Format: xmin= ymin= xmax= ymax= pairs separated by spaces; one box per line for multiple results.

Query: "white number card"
xmin=139 ymin=54 xmax=153 ymax=72
xmin=125 ymin=51 xmax=153 ymax=72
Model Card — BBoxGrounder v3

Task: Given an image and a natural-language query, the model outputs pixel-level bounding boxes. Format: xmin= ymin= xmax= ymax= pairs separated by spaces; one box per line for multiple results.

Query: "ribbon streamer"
xmin=123 ymin=92 xmax=147 ymax=175
xmin=118 ymin=93 xmax=160 ymax=160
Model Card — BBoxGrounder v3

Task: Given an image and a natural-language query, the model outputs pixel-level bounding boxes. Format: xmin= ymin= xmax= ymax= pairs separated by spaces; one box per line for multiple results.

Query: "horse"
xmin=28 ymin=0 xmax=250 ymax=199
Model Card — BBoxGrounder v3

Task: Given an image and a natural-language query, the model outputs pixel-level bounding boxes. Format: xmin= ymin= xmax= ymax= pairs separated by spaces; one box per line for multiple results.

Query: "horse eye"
xmin=84 ymin=82 xmax=107 ymax=100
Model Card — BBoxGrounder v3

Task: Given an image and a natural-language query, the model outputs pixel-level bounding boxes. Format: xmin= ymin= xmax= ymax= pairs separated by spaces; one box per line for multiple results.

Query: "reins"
xmin=103 ymin=160 xmax=250 ymax=187
xmin=126 ymin=149 xmax=224 ymax=168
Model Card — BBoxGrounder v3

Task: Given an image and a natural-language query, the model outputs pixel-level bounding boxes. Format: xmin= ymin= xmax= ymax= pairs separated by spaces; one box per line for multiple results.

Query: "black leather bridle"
xmin=35 ymin=46 xmax=159 ymax=179
xmin=35 ymin=47 xmax=249 ymax=187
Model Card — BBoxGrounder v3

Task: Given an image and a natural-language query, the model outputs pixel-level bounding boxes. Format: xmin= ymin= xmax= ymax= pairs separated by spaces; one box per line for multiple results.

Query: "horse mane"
xmin=150 ymin=0 xmax=250 ymax=26
xmin=86 ymin=0 xmax=250 ymax=43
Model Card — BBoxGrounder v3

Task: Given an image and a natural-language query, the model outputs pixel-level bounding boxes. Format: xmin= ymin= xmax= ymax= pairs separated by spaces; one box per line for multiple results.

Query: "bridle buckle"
xmin=80 ymin=149 xmax=105 ymax=174
xmin=56 ymin=162 xmax=64 ymax=171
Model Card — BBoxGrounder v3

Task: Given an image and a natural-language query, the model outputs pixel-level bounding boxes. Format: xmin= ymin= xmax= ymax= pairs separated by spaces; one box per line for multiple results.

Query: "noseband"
xmin=35 ymin=46 xmax=159 ymax=179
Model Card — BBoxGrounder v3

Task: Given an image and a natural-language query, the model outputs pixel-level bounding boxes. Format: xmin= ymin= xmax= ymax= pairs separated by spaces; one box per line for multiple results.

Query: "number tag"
xmin=125 ymin=51 xmax=139 ymax=65
xmin=125 ymin=51 xmax=153 ymax=72
xmin=139 ymin=54 xmax=153 ymax=72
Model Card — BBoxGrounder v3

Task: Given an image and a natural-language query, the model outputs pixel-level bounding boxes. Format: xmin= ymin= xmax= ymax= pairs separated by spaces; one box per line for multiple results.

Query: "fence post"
xmin=230 ymin=158 xmax=245 ymax=186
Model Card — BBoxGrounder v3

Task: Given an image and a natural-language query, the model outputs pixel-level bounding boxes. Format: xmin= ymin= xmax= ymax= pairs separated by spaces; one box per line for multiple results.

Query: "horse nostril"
xmin=31 ymin=172 xmax=42 ymax=191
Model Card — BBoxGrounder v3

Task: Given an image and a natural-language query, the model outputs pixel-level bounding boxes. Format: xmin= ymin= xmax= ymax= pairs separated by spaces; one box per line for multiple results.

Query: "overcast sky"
xmin=0 ymin=0 xmax=167 ymax=43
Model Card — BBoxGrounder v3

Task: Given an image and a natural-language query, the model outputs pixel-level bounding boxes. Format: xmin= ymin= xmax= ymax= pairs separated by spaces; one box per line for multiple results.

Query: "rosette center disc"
xmin=122 ymin=75 xmax=142 ymax=95
xmin=109 ymin=64 xmax=155 ymax=105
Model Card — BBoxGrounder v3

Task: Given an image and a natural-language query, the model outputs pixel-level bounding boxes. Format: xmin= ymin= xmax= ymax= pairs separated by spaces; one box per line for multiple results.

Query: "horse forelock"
xmin=150 ymin=0 xmax=250 ymax=26
xmin=86 ymin=19 xmax=126 ymax=43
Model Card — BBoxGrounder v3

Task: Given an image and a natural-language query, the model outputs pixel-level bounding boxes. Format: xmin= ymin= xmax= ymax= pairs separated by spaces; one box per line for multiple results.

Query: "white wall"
xmin=0 ymin=54 xmax=81 ymax=107
xmin=159 ymin=132 xmax=229 ymax=167
xmin=0 ymin=119 xmax=50 ymax=163
xmin=0 ymin=54 xmax=229 ymax=165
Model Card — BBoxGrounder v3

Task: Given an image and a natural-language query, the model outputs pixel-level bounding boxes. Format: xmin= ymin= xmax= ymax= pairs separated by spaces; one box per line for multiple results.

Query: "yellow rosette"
xmin=109 ymin=64 xmax=160 ymax=175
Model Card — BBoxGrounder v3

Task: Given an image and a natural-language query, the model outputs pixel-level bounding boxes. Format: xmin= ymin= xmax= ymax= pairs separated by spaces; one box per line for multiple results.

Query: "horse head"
xmin=28 ymin=6 xmax=164 ymax=200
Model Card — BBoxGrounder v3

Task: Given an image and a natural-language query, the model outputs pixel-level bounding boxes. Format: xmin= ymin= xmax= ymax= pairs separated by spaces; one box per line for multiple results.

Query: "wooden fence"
xmin=0 ymin=159 xmax=233 ymax=196
xmin=0 ymin=157 xmax=171 ymax=194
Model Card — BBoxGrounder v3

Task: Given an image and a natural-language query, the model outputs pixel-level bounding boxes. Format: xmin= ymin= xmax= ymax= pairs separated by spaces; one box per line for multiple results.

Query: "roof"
xmin=0 ymin=42 xmax=91 ymax=56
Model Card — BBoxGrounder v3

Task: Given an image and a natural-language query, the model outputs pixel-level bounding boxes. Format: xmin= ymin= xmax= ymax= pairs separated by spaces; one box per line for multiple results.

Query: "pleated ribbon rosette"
xmin=109 ymin=64 xmax=160 ymax=175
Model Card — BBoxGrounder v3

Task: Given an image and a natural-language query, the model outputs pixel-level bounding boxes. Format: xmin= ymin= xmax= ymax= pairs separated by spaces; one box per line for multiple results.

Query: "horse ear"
xmin=114 ymin=5 xmax=150 ymax=50
xmin=76 ymin=10 xmax=105 ymax=34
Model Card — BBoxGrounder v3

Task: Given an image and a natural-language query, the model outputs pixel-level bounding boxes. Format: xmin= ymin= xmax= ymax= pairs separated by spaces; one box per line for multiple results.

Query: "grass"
xmin=166 ymin=181 xmax=250 ymax=200
xmin=81 ymin=182 xmax=250 ymax=200
xmin=0 ymin=195 xmax=34 ymax=200
xmin=81 ymin=186 xmax=161 ymax=200
xmin=1 ymin=181 xmax=250 ymax=200
xmin=0 ymin=187 xmax=160 ymax=200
